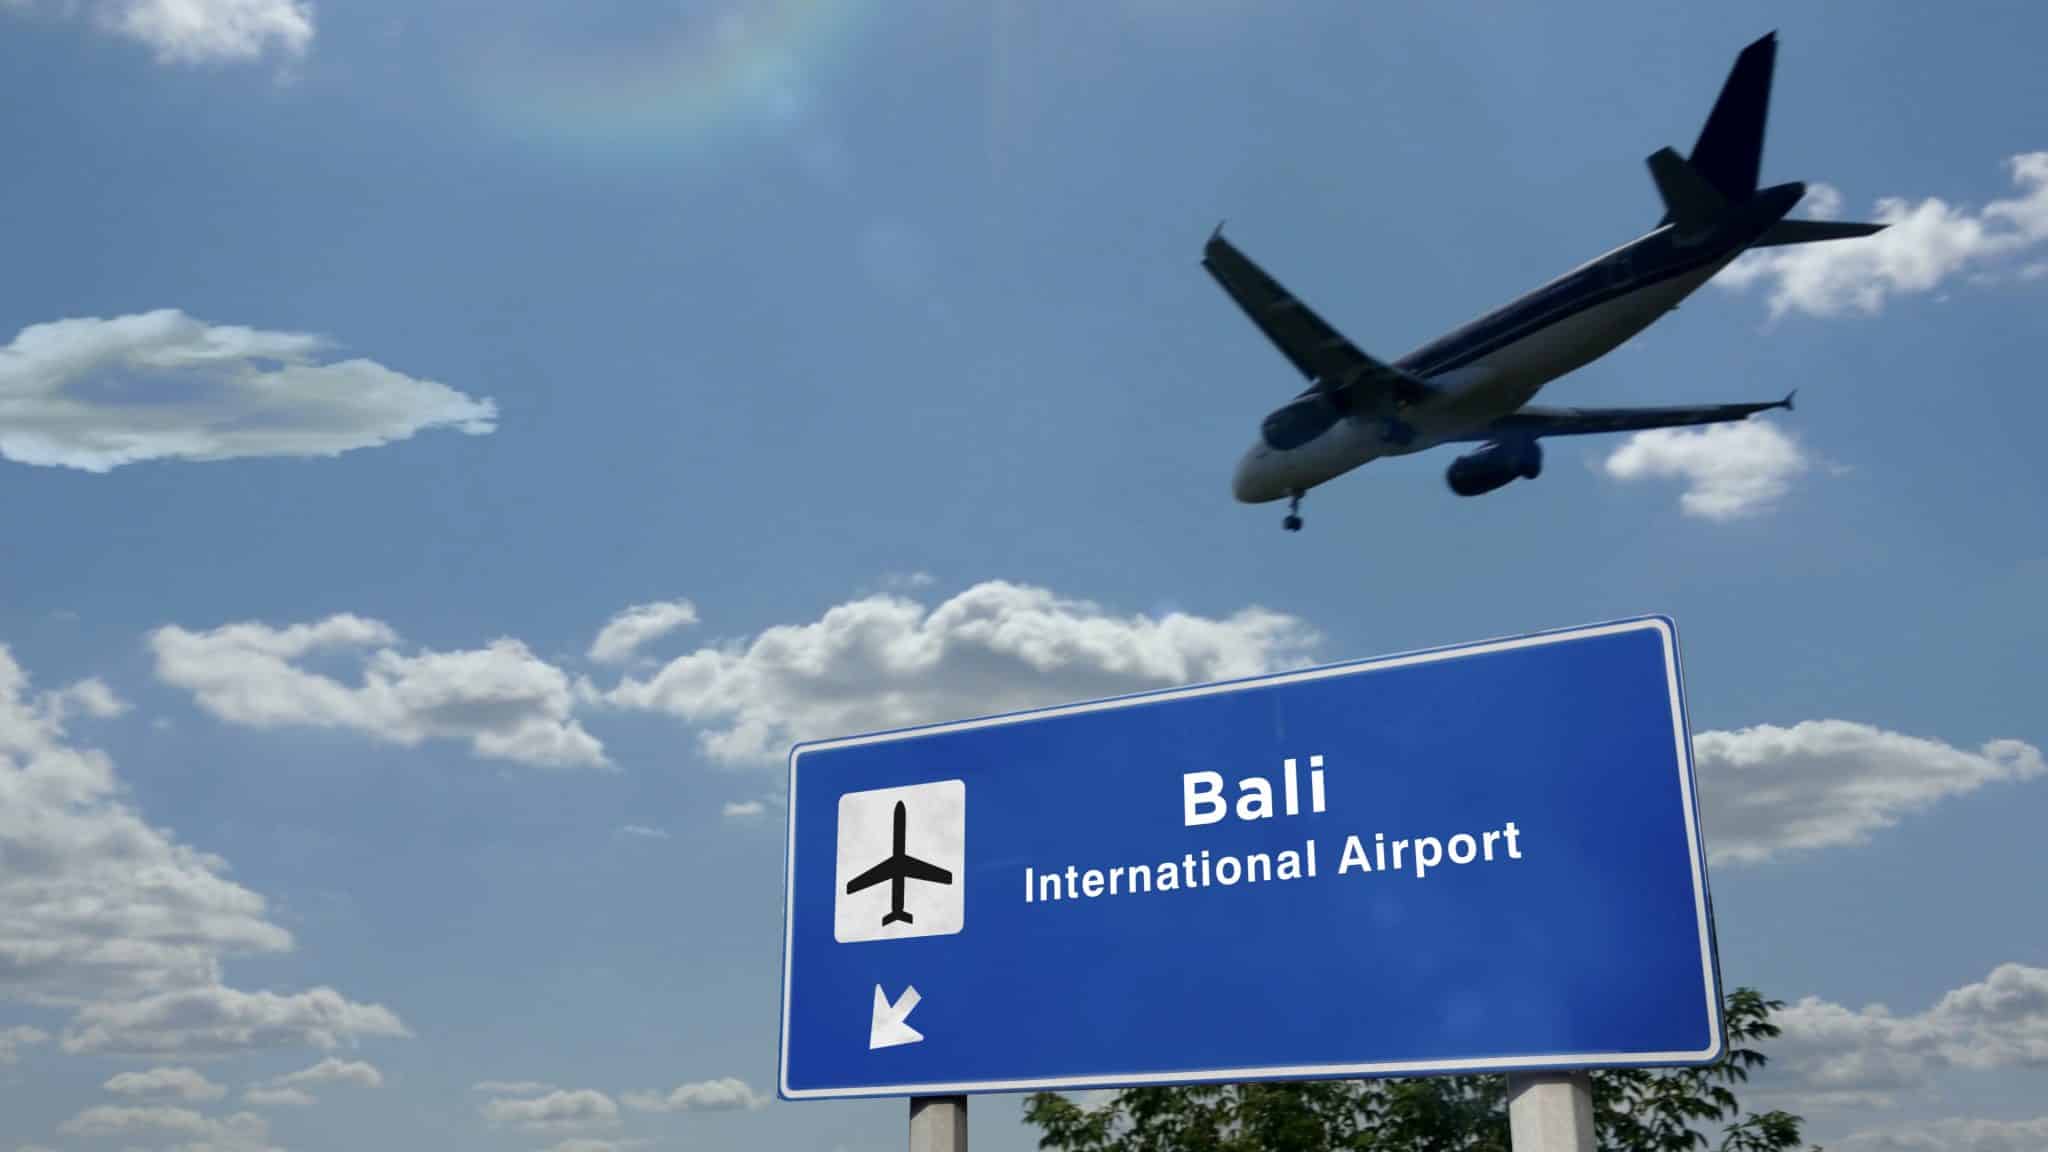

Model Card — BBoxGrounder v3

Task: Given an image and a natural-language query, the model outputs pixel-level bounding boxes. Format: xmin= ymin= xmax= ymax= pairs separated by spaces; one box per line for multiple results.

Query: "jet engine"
xmin=1445 ymin=438 xmax=1543 ymax=497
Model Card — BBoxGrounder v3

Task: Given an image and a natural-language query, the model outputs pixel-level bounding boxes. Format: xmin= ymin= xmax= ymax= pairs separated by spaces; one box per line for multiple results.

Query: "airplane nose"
xmin=1232 ymin=446 xmax=1273 ymax=503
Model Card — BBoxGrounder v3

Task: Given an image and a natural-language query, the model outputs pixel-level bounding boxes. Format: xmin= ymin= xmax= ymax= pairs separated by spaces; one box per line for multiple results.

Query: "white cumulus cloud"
xmin=601 ymin=580 xmax=1320 ymax=766
xmin=1602 ymin=419 xmax=1808 ymax=520
xmin=1694 ymin=721 xmax=2044 ymax=864
xmin=481 ymin=1088 xmax=620 ymax=1131
xmin=1 ymin=644 xmax=287 ymax=1005
xmin=1762 ymin=964 xmax=2048 ymax=1111
xmin=2 ymin=642 xmax=403 ymax=1058
xmin=61 ymin=984 xmax=408 ymax=1056
xmin=588 ymin=601 xmax=699 ymax=665
xmin=1836 ymin=1116 xmax=2048 ymax=1152
xmin=60 ymin=1104 xmax=277 ymax=1152
xmin=4 ymin=0 xmax=310 ymax=65
xmin=150 ymin=616 xmax=607 ymax=770
xmin=38 ymin=678 xmax=128 ymax=724
xmin=0 ymin=1024 xmax=48 ymax=1064
xmin=104 ymin=1066 xmax=226 ymax=1101
xmin=623 ymin=1076 xmax=768 ymax=1113
xmin=1801 ymin=183 xmax=1845 ymax=221
xmin=242 ymin=1085 xmax=315 ymax=1109
xmin=0 ymin=309 xmax=493 ymax=472
xmin=60 ymin=1104 xmax=276 ymax=1152
xmin=95 ymin=0 xmax=314 ymax=64
xmin=1716 ymin=152 xmax=2048 ymax=317
xmin=721 ymin=800 xmax=767 ymax=822
xmin=273 ymin=1056 xmax=381 ymax=1089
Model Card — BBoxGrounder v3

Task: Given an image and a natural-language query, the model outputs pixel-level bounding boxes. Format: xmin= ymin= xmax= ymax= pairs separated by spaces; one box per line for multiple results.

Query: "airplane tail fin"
xmin=1661 ymin=31 xmax=1777 ymax=223
xmin=1651 ymin=32 xmax=1890 ymax=246
xmin=883 ymin=909 xmax=913 ymax=927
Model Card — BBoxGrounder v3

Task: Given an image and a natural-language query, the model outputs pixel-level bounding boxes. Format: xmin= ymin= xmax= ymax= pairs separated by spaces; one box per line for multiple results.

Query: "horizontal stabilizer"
xmin=1750 ymin=218 xmax=1888 ymax=248
xmin=1647 ymin=147 xmax=1729 ymax=234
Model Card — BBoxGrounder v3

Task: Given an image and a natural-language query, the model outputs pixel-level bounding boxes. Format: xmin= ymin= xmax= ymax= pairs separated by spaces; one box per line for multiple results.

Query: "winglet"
xmin=1201 ymin=220 xmax=1228 ymax=268
xmin=1781 ymin=389 xmax=1796 ymax=411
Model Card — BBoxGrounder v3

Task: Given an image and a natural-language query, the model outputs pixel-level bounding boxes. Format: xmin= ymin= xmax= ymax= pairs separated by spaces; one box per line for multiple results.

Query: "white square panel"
xmin=834 ymin=780 xmax=965 ymax=943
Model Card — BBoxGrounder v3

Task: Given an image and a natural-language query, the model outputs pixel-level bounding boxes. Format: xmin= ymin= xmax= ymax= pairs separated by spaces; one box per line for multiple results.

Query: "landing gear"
xmin=1283 ymin=491 xmax=1304 ymax=532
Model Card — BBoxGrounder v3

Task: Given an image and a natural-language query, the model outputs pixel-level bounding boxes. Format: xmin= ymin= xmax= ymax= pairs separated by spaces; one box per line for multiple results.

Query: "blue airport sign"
xmin=777 ymin=616 xmax=1722 ymax=1099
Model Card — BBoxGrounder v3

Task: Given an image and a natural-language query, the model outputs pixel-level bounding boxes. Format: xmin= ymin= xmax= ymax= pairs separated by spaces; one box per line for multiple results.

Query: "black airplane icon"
xmin=845 ymin=800 xmax=953 ymax=927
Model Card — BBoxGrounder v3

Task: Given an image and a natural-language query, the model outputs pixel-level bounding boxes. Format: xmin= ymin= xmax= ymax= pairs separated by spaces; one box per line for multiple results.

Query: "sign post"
xmin=909 ymin=1095 xmax=966 ymax=1152
xmin=777 ymin=617 xmax=1720 ymax=1148
xmin=1508 ymin=1072 xmax=1596 ymax=1151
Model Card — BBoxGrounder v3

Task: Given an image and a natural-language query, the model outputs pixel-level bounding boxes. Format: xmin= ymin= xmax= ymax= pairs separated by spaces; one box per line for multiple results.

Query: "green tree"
xmin=1023 ymin=988 xmax=1811 ymax=1152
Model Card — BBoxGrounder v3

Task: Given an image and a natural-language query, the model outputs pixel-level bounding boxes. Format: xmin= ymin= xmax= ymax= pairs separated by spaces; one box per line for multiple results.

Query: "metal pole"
xmin=1506 ymin=1072 xmax=1595 ymax=1152
xmin=910 ymin=1094 xmax=966 ymax=1152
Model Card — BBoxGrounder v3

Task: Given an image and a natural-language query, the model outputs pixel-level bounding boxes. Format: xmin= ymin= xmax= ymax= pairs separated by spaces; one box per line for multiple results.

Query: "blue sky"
xmin=2 ymin=1 xmax=2045 ymax=1150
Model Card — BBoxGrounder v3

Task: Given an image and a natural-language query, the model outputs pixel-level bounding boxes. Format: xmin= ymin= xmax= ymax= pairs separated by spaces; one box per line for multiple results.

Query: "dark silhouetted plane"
xmin=1208 ymin=31 xmax=1886 ymax=530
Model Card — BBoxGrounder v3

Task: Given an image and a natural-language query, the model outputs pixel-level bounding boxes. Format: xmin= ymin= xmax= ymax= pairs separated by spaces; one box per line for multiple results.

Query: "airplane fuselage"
xmin=1231 ymin=181 xmax=1807 ymax=504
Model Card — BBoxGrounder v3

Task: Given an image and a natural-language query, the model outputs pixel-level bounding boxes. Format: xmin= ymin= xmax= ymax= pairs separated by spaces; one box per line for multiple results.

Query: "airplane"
xmin=1206 ymin=31 xmax=1887 ymax=531
xmin=844 ymin=800 xmax=953 ymax=927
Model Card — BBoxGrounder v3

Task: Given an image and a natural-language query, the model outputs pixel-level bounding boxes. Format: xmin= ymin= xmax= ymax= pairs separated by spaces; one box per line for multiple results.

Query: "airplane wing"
xmin=1457 ymin=393 xmax=1795 ymax=440
xmin=1201 ymin=227 xmax=1434 ymax=407
xmin=844 ymin=860 xmax=895 ymax=895
xmin=897 ymin=856 xmax=953 ymax=886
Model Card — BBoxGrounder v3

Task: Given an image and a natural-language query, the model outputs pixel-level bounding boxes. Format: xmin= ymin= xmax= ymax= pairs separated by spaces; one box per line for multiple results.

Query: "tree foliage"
xmin=1022 ymin=988 xmax=1812 ymax=1152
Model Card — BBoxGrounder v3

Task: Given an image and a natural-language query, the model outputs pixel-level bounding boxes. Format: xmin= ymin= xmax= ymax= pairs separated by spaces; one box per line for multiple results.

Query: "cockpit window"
xmin=1260 ymin=395 xmax=1341 ymax=450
